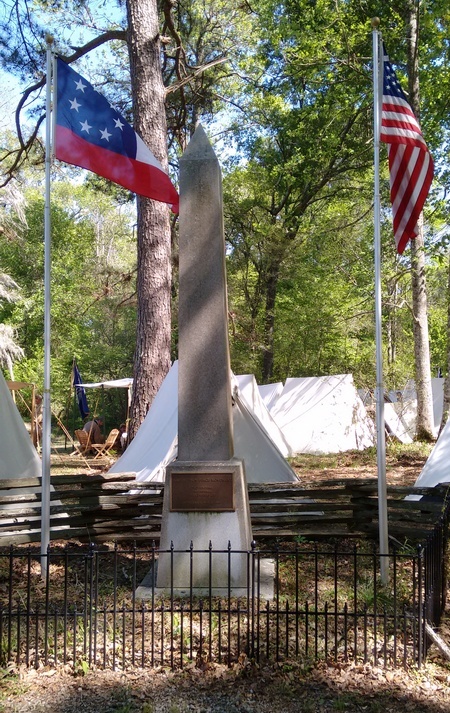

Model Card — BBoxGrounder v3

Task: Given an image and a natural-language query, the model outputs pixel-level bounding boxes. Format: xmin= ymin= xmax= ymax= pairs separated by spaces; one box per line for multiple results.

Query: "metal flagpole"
xmin=372 ymin=18 xmax=389 ymax=585
xmin=41 ymin=34 xmax=54 ymax=578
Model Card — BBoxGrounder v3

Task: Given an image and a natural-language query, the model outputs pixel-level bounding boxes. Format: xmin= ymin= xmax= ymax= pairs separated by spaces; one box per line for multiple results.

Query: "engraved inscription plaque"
xmin=170 ymin=472 xmax=235 ymax=512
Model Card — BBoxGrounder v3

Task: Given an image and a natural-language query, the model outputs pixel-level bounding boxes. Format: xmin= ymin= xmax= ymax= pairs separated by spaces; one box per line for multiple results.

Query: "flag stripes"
xmin=54 ymin=57 xmax=179 ymax=212
xmin=380 ymin=45 xmax=433 ymax=254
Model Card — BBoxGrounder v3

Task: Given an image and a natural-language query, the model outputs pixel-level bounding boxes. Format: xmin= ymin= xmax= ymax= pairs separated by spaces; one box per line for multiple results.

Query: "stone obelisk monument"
xmin=156 ymin=126 xmax=252 ymax=594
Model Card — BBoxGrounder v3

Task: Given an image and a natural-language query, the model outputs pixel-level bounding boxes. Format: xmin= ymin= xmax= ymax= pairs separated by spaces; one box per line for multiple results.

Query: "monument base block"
xmin=153 ymin=459 xmax=253 ymax=595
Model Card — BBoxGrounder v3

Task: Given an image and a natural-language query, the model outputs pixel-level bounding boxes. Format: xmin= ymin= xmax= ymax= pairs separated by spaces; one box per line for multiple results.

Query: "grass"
xmin=289 ymin=442 xmax=433 ymax=472
xmin=49 ymin=435 xmax=434 ymax=480
xmin=274 ymin=539 xmax=416 ymax=615
xmin=0 ymin=662 xmax=28 ymax=708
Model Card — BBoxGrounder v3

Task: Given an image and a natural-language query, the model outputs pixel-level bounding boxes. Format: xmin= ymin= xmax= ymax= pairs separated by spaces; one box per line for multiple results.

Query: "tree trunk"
xmin=410 ymin=229 xmax=434 ymax=440
xmin=439 ymin=252 xmax=450 ymax=435
xmin=386 ymin=275 xmax=397 ymax=368
xmin=407 ymin=3 xmax=435 ymax=441
xmin=126 ymin=0 xmax=172 ymax=440
xmin=261 ymin=260 xmax=279 ymax=382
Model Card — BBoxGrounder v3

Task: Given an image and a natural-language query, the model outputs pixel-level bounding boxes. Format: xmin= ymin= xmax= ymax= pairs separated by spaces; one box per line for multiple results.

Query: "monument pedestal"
xmin=153 ymin=459 xmax=252 ymax=596
xmin=135 ymin=127 xmax=265 ymax=600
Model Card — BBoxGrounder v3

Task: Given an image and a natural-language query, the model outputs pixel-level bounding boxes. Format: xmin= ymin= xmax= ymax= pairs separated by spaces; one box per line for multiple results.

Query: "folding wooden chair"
xmin=91 ymin=428 xmax=120 ymax=460
xmin=74 ymin=429 xmax=93 ymax=456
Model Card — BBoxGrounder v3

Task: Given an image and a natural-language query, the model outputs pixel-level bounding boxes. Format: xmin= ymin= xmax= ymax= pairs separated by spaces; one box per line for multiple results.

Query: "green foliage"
xmin=223 ymin=1 xmax=384 ymax=382
xmin=0 ymin=176 xmax=137 ymax=422
xmin=141 ymin=705 xmax=155 ymax=713
xmin=164 ymin=0 xmax=254 ymax=152
xmin=74 ymin=657 xmax=90 ymax=677
xmin=223 ymin=1 xmax=450 ymax=388
xmin=2 ymin=0 xmax=450 ymax=399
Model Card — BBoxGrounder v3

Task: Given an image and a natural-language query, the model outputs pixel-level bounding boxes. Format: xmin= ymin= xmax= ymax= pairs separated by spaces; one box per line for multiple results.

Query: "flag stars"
xmin=69 ymin=97 xmax=81 ymax=112
xmin=55 ymin=57 xmax=178 ymax=209
xmin=384 ymin=61 xmax=404 ymax=97
xmin=80 ymin=119 xmax=92 ymax=133
xmin=74 ymin=78 xmax=87 ymax=92
xmin=100 ymin=127 xmax=112 ymax=142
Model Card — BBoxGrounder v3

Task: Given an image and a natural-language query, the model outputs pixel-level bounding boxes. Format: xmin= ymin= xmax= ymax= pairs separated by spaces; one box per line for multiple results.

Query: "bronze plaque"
xmin=170 ymin=471 xmax=235 ymax=512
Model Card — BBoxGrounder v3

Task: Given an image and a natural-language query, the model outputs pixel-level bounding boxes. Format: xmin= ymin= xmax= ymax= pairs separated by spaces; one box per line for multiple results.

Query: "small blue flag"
xmin=72 ymin=362 xmax=89 ymax=419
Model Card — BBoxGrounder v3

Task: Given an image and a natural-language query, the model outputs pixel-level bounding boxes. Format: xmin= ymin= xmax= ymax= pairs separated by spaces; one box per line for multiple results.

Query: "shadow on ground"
xmin=2 ymin=659 xmax=450 ymax=713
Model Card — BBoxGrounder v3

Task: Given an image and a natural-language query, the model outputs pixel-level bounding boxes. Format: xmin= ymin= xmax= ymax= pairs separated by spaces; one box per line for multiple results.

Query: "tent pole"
xmin=102 ymin=385 xmax=105 ymax=437
xmin=30 ymin=384 xmax=36 ymax=449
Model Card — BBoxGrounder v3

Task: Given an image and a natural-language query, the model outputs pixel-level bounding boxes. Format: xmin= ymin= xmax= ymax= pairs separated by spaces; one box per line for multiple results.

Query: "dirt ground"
xmin=3 ymin=444 xmax=450 ymax=713
xmin=290 ymin=446 xmax=432 ymax=488
xmin=2 ymin=655 xmax=450 ymax=713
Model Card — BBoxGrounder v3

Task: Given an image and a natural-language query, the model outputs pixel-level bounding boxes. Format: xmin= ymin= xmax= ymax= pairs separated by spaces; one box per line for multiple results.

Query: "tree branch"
xmin=62 ymin=30 xmax=127 ymax=64
xmin=1 ymin=30 xmax=128 ymax=186
xmin=165 ymin=56 xmax=228 ymax=96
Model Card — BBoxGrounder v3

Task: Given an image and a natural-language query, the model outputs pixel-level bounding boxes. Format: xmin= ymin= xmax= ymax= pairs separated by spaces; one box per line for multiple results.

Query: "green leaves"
xmin=0 ymin=176 xmax=137 ymax=414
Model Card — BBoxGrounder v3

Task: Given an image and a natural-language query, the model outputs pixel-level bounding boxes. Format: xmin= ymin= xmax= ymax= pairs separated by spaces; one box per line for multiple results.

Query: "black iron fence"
xmin=0 ymin=510 xmax=448 ymax=672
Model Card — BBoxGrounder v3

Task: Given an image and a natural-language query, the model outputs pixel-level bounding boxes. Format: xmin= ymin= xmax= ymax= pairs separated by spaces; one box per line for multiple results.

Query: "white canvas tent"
xmin=269 ymin=374 xmax=375 ymax=455
xmin=77 ymin=377 xmax=134 ymax=427
xmin=1 ymin=370 xmax=41 ymax=479
xmin=82 ymin=378 xmax=133 ymax=390
xmin=384 ymin=402 xmax=413 ymax=444
xmin=1 ymin=371 xmax=66 ymax=536
xmin=1 ymin=371 xmax=45 ymax=535
xmin=234 ymin=374 xmax=292 ymax=457
xmin=354 ymin=389 xmax=413 ymax=444
xmin=108 ymin=363 xmax=178 ymax=483
xmin=412 ymin=417 xmax=450 ymax=490
xmin=393 ymin=399 xmax=417 ymax=441
xmin=258 ymin=382 xmax=284 ymax=411
xmin=109 ymin=362 xmax=298 ymax=484
xmin=393 ymin=378 xmax=444 ymax=439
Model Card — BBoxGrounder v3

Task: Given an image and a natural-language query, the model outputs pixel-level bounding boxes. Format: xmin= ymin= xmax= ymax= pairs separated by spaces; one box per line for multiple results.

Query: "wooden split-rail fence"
xmin=0 ymin=472 xmax=448 ymax=546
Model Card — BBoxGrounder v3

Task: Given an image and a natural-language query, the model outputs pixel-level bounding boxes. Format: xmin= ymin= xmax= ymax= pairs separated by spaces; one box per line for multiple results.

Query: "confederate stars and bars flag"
xmin=54 ymin=57 xmax=179 ymax=212
xmin=380 ymin=44 xmax=433 ymax=255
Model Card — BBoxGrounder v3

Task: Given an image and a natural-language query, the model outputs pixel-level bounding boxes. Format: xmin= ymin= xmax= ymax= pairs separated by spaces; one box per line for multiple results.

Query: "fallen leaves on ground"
xmin=2 ymin=655 xmax=450 ymax=713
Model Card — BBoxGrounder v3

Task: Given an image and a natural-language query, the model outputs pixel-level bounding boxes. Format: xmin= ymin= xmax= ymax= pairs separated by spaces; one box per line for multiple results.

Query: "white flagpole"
xmin=372 ymin=18 xmax=389 ymax=585
xmin=41 ymin=34 xmax=54 ymax=578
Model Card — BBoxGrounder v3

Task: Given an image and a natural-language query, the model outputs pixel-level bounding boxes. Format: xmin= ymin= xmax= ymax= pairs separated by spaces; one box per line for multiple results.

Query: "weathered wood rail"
xmin=0 ymin=473 xmax=448 ymax=546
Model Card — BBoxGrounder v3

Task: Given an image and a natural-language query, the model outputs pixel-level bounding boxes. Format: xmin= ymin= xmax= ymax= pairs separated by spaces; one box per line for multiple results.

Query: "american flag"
xmin=380 ymin=45 xmax=433 ymax=254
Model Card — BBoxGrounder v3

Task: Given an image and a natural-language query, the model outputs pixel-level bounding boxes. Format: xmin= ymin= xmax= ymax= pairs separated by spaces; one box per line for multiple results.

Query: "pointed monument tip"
xmin=181 ymin=124 xmax=217 ymax=161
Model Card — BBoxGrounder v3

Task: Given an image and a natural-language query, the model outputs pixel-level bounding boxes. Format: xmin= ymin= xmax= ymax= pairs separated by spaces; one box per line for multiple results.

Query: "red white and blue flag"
xmin=380 ymin=45 xmax=433 ymax=254
xmin=54 ymin=58 xmax=179 ymax=212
